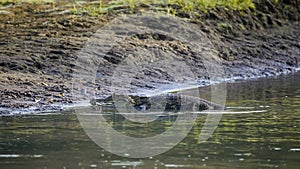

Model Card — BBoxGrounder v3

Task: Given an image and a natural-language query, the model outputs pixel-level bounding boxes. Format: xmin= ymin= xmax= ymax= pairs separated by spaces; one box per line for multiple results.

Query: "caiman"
xmin=90 ymin=93 xmax=223 ymax=112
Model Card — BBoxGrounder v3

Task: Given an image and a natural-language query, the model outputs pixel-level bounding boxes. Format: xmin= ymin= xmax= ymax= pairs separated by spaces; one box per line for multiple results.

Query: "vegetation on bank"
xmin=0 ymin=0 xmax=54 ymax=5
xmin=0 ymin=0 xmax=256 ymax=16
xmin=71 ymin=0 xmax=256 ymax=16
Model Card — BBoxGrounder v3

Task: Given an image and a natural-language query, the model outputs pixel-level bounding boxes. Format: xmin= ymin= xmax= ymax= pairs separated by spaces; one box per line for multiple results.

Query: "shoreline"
xmin=1 ymin=69 xmax=299 ymax=116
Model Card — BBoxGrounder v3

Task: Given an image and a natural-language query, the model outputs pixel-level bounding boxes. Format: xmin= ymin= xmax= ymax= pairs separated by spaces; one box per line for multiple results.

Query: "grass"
xmin=0 ymin=0 xmax=256 ymax=16
xmin=71 ymin=0 xmax=256 ymax=16
xmin=70 ymin=0 xmax=104 ymax=16
xmin=0 ymin=0 xmax=54 ymax=5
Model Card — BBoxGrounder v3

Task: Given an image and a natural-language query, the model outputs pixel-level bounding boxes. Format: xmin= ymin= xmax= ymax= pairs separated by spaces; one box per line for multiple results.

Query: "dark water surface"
xmin=1 ymin=72 xmax=299 ymax=169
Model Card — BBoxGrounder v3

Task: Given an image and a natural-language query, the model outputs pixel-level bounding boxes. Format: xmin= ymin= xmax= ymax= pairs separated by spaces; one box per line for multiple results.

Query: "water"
xmin=1 ymin=72 xmax=300 ymax=169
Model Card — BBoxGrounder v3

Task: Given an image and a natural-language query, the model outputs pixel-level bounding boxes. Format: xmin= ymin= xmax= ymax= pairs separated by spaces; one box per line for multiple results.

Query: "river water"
xmin=1 ymin=72 xmax=299 ymax=169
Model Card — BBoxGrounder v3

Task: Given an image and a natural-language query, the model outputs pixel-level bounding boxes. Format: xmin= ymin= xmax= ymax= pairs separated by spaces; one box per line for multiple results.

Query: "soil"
xmin=0 ymin=0 xmax=299 ymax=114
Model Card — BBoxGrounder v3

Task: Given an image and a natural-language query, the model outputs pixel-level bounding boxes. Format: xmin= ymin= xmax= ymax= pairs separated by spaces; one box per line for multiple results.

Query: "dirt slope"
xmin=0 ymin=0 xmax=299 ymax=111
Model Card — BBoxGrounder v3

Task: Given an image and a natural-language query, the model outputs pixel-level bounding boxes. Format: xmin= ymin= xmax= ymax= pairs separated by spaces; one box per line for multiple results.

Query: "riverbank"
xmin=0 ymin=0 xmax=299 ymax=114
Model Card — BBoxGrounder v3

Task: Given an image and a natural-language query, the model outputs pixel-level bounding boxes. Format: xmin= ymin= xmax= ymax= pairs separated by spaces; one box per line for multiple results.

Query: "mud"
xmin=0 ymin=0 xmax=299 ymax=113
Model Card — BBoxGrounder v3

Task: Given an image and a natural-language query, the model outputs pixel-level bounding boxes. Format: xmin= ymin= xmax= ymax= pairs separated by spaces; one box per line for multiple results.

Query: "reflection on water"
xmin=1 ymin=72 xmax=300 ymax=169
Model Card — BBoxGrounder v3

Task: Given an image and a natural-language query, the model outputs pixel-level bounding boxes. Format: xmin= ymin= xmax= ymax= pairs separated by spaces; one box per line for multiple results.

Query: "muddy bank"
xmin=0 ymin=0 xmax=299 ymax=114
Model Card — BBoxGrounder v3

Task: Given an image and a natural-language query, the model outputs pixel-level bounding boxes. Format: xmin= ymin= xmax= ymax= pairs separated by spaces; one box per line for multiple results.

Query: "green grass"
xmin=0 ymin=0 xmax=255 ymax=16
xmin=0 ymin=0 xmax=54 ymax=5
xmin=71 ymin=0 xmax=255 ymax=16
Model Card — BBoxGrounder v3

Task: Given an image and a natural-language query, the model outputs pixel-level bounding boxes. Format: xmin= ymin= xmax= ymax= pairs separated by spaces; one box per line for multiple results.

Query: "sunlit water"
xmin=1 ymin=72 xmax=300 ymax=169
